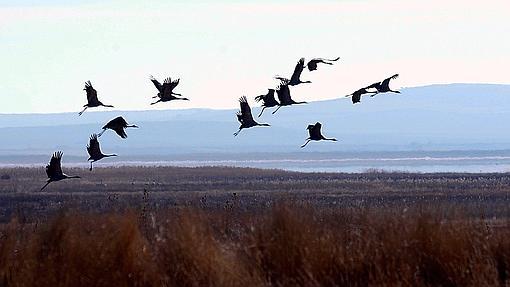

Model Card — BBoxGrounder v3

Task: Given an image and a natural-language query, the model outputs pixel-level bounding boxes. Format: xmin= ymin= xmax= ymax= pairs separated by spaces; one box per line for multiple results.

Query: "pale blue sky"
xmin=1 ymin=0 xmax=509 ymax=114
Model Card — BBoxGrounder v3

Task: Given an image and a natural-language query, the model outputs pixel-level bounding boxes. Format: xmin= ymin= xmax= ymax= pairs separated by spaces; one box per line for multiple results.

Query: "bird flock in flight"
xmin=41 ymin=57 xmax=400 ymax=190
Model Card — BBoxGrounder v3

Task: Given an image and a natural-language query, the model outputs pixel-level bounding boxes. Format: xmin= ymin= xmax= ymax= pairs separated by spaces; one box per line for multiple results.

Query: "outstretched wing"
xmin=255 ymin=89 xmax=277 ymax=104
xmin=161 ymin=77 xmax=178 ymax=97
xmin=275 ymin=76 xmax=289 ymax=82
xmin=150 ymin=76 xmax=163 ymax=92
xmin=236 ymin=112 xmax=243 ymax=124
xmin=114 ymin=128 xmax=128 ymax=139
xmin=254 ymin=94 xmax=264 ymax=103
xmin=105 ymin=116 xmax=128 ymax=129
xmin=84 ymin=81 xmax=98 ymax=103
xmin=46 ymin=151 xmax=63 ymax=178
xmin=312 ymin=122 xmax=322 ymax=137
xmin=265 ymin=89 xmax=279 ymax=105
xmin=276 ymin=83 xmax=291 ymax=103
xmin=169 ymin=78 xmax=180 ymax=90
xmin=358 ymin=88 xmax=371 ymax=95
xmin=239 ymin=96 xmax=253 ymax=122
xmin=87 ymin=134 xmax=102 ymax=157
xmin=290 ymin=58 xmax=305 ymax=83
xmin=386 ymin=74 xmax=399 ymax=82
xmin=352 ymin=93 xmax=361 ymax=104
xmin=163 ymin=77 xmax=179 ymax=89
xmin=365 ymin=82 xmax=381 ymax=90
xmin=382 ymin=74 xmax=399 ymax=87
xmin=307 ymin=124 xmax=315 ymax=137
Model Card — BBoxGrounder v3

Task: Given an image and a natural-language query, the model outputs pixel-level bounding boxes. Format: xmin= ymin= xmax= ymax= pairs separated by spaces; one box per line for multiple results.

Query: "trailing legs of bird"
xmin=40 ymin=181 xmax=50 ymax=191
xmin=258 ymin=107 xmax=266 ymax=117
xmin=272 ymin=106 xmax=282 ymax=114
xmin=78 ymin=106 xmax=88 ymax=116
xmin=301 ymin=139 xmax=311 ymax=148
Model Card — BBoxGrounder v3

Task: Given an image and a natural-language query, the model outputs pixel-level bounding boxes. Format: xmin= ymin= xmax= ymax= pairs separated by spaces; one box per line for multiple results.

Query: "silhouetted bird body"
xmin=254 ymin=89 xmax=279 ymax=117
xmin=98 ymin=116 xmax=138 ymax=138
xmin=272 ymin=80 xmax=307 ymax=114
xmin=78 ymin=81 xmax=114 ymax=116
xmin=301 ymin=122 xmax=337 ymax=148
xmin=346 ymin=88 xmax=376 ymax=104
xmin=275 ymin=58 xmax=311 ymax=86
xmin=40 ymin=151 xmax=80 ymax=191
xmin=87 ymin=134 xmax=117 ymax=171
xmin=366 ymin=74 xmax=400 ymax=96
xmin=150 ymin=76 xmax=188 ymax=105
xmin=234 ymin=96 xmax=270 ymax=136
xmin=306 ymin=57 xmax=340 ymax=71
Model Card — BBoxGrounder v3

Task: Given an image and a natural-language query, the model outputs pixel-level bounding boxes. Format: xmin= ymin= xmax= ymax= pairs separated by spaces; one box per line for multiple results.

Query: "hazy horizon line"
xmin=0 ymin=82 xmax=507 ymax=116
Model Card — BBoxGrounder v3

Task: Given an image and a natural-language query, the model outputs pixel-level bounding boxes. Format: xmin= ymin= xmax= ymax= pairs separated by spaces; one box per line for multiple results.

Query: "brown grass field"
xmin=1 ymin=166 xmax=510 ymax=286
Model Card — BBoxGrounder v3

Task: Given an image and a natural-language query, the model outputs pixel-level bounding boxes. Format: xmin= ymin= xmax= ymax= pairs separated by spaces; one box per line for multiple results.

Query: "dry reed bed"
xmin=1 ymin=205 xmax=510 ymax=286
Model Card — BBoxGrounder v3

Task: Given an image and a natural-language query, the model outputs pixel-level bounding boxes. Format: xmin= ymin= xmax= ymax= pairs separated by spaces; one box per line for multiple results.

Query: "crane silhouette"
xmin=306 ymin=57 xmax=340 ymax=71
xmin=272 ymin=80 xmax=307 ymax=114
xmin=345 ymin=87 xmax=377 ymax=104
xmin=275 ymin=58 xmax=311 ymax=86
xmin=234 ymin=96 xmax=270 ymax=136
xmin=301 ymin=122 xmax=337 ymax=148
xmin=98 ymin=116 xmax=138 ymax=138
xmin=78 ymin=81 xmax=114 ymax=116
xmin=150 ymin=76 xmax=188 ymax=105
xmin=87 ymin=134 xmax=117 ymax=171
xmin=40 ymin=151 xmax=80 ymax=191
xmin=254 ymin=89 xmax=279 ymax=117
xmin=366 ymin=74 xmax=400 ymax=96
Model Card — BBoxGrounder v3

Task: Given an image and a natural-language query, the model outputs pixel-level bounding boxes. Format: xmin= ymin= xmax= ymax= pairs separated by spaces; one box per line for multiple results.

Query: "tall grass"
xmin=1 ymin=204 xmax=509 ymax=286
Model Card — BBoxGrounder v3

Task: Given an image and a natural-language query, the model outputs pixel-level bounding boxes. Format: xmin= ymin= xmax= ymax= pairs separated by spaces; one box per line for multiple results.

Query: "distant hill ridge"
xmin=1 ymin=83 xmax=510 ymax=156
